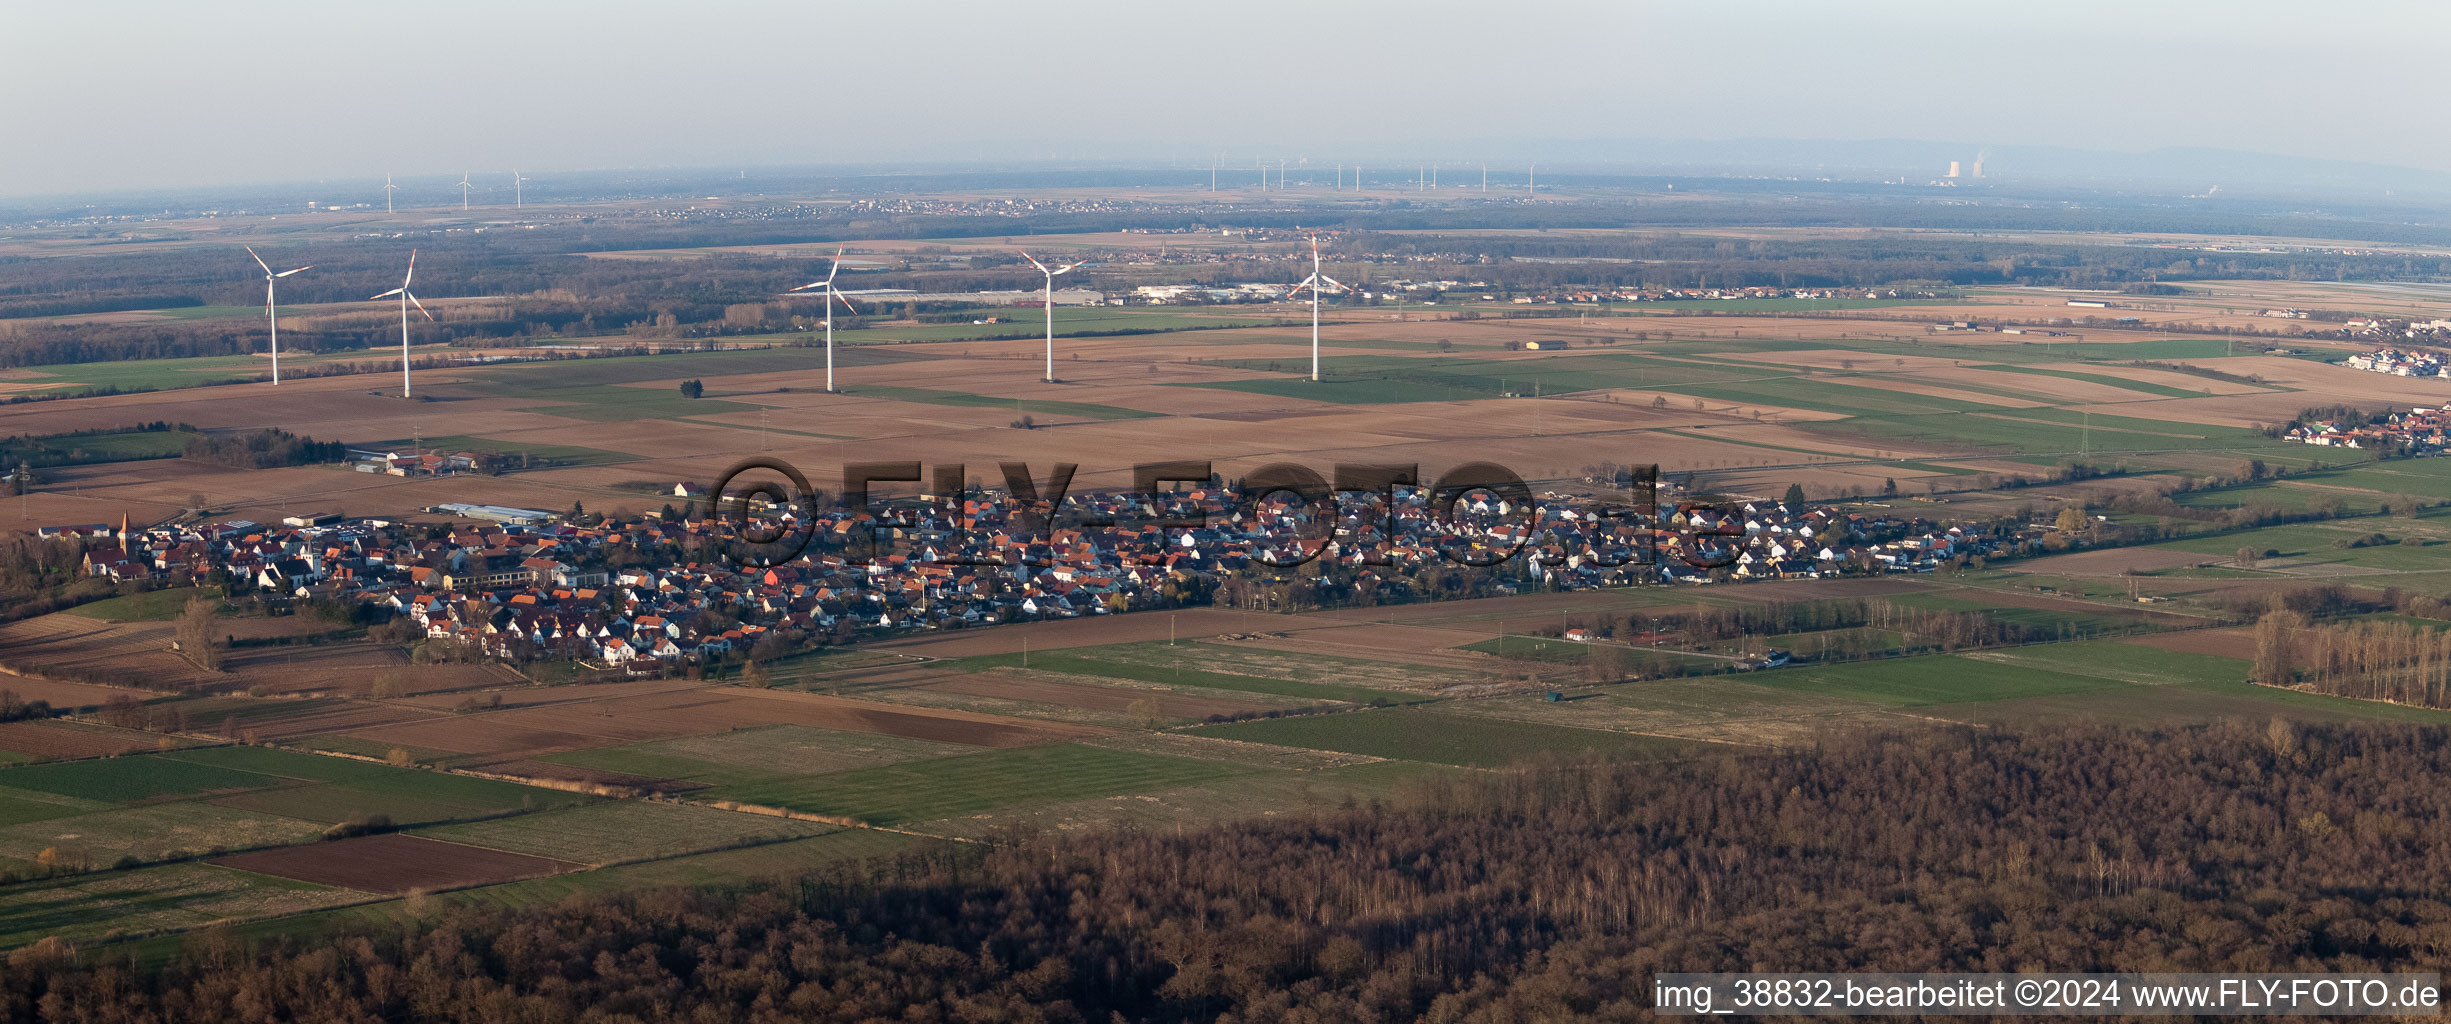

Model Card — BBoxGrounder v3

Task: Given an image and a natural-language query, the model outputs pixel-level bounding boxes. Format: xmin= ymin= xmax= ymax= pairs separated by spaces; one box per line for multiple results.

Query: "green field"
xmin=104 ymin=829 xmax=946 ymax=965
xmin=2151 ymin=516 xmax=2451 ymax=573
xmin=1973 ymin=364 xmax=2213 ymax=399
xmin=2172 ymin=480 xmax=2388 ymax=515
xmin=1188 ymin=708 xmax=1706 ymax=768
xmin=166 ymin=746 xmax=586 ymax=824
xmin=435 ymin=829 xmax=937 ymax=910
xmin=950 ymin=642 xmax=1423 ymax=705
xmin=206 ymin=778 xmax=578 ymax=826
xmin=61 ymin=587 xmax=209 ymax=622
xmin=540 ymin=725 xmax=977 ymax=790
xmin=0 ymin=802 xmax=324 ymax=864
xmin=0 ymin=755 xmax=277 ymax=804
xmin=905 ymin=757 xmax=1455 ymax=840
xmin=1749 ymin=653 xmax=2142 ymax=706
xmin=0 ymin=792 xmax=99 ymax=829
xmin=418 ymin=800 xmax=832 ymax=864
xmin=704 ymin=743 xmax=1261 ymax=825
xmin=0 ymin=862 xmax=363 ymax=948
xmin=1959 ymin=641 xmax=2248 ymax=687
xmin=0 ymin=347 xmax=436 ymax=396
xmin=2306 ymin=462 xmax=2451 ymax=502
xmin=0 ymin=427 xmax=194 ymax=467
xmin=0 ymin=746 xmax=590 ymax=864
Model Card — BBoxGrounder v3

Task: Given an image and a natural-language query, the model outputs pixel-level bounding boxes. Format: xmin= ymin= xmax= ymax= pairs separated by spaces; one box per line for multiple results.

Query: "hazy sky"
xmin=5 ymin=0 xmax=2446 ymax=197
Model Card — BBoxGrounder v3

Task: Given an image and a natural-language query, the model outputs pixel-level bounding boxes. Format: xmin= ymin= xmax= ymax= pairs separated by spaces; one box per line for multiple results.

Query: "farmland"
xmin=703 ymin=742 xmax=1264 ymax=825
xmin=6 ymin=203 xmax=2451 ymax=966
xmin=945 ymin=641 xmax=1432 ymax=704
xmin=1189 ymin=707 xmax=1710 ymax=768
xmin=211 ymin=833 xmax=574 ymax=894
xmin=417 ymin=799 xmax=833 ymax=864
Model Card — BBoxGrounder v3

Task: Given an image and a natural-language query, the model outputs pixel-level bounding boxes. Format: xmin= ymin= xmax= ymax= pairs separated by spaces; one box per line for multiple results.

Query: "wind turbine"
xmin=1286 ymin=235 xmax=1357 ymax=383
xmin=457 ymin=173 xmax=472 ymax=210
xmin=243 ymin=247 xmax=311 ymax=385
xmin=1017 ymin=249 xmax=1087 ymax=383
xmin=512 ymin=168 xmax=529 ymax=209
xmin=383 ymin=173 xmax=398 ymax=213
xmin=786 ymin=246 xmax=862 ymax=393
xmin=370 ymin=250 xmax=434 ymax=398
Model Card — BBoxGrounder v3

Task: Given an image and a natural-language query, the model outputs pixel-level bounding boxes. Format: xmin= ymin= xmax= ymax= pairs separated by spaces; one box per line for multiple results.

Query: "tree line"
xmin=6 ymin=723 xmax=2450 ymax=1021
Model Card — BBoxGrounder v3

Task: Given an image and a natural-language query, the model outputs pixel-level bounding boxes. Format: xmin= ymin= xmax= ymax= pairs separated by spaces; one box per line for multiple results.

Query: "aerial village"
xmin=54 ymin=484 xmax=2052 ymax=671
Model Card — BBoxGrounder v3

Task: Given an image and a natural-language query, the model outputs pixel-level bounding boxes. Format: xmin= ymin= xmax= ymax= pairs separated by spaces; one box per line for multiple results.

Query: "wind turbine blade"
xmin=1052 ymin=261 xmax=1087 ymax=276
xmin=276 ymin=266 xmax=312 ymax=278
xmin=786 ymin=281 xmax=826 ymax=293
xmin=245 ymin=246 xmax=273 ymax=276
xmin=833 ymin=291 xmax=861 ymax=314
xmin=404 ymin=249 xmax=416 ymax=287
xmin=406 ymin=292 xmax=435 ymax=321
xmin=371 ymin=288 xmax=404 ymax=300
xmin=1016 ymin=249 xmax=1048 ymax=273
xmin=825 ymin=245 xmax=844 ymax=285
xmin=1320 ymin=274 xmax=1351 ymax=291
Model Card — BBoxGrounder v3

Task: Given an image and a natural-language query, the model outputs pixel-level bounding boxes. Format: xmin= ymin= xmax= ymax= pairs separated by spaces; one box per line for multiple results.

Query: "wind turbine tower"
xmin=1287 ymin=236 xmax=1356 ymax=383
xmin=382 ymin=173 xmax=398 ymax=213
xmin=787 ymin=247 xmax=863 ymax=393
xmin=513 ymin=169 xmax=529 ymax=209
xmin=1017 ymin=250 xmax=1086 ymax=383
xmin=457 ymin=173 xmax=472 ymax=210
xmin=371 ymin=250 xmax=434 ymax=398
xmin=244 ymin=247 xmax=311 ymax=385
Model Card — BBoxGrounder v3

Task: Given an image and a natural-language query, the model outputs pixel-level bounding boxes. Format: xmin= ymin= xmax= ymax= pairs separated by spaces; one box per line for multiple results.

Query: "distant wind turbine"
xmin=370 ymin=250 xmax=434 ymax=398
xmin=1286 ymin=235 xmax=1357 ymax=383
xmin=786 ymin=246 xmax=862 ymax=393
xmin=1017 ymin=249 xmax=1087 ymax=383
xmin=513 ymin=168 xmax=529 ymax=209
xmin=244 ymin=247 xmax=311 ymax=385
xmin=383 ymin=173 xmax=398 ymax=213
xmin=458 ymin=173 xmax=472 ymax=210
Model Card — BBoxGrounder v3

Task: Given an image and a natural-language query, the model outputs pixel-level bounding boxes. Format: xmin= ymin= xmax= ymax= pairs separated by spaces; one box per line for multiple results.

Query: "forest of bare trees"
xmin=2255 ymin=611 xmax=2451 ymax=707
xmin=6 ymin=723 xmax=2449 ymax=1022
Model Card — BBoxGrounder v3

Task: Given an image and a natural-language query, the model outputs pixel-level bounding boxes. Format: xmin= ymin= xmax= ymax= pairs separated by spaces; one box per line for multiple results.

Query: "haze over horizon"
xmin=7 ymin=0 xmax=2449 ymax=197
